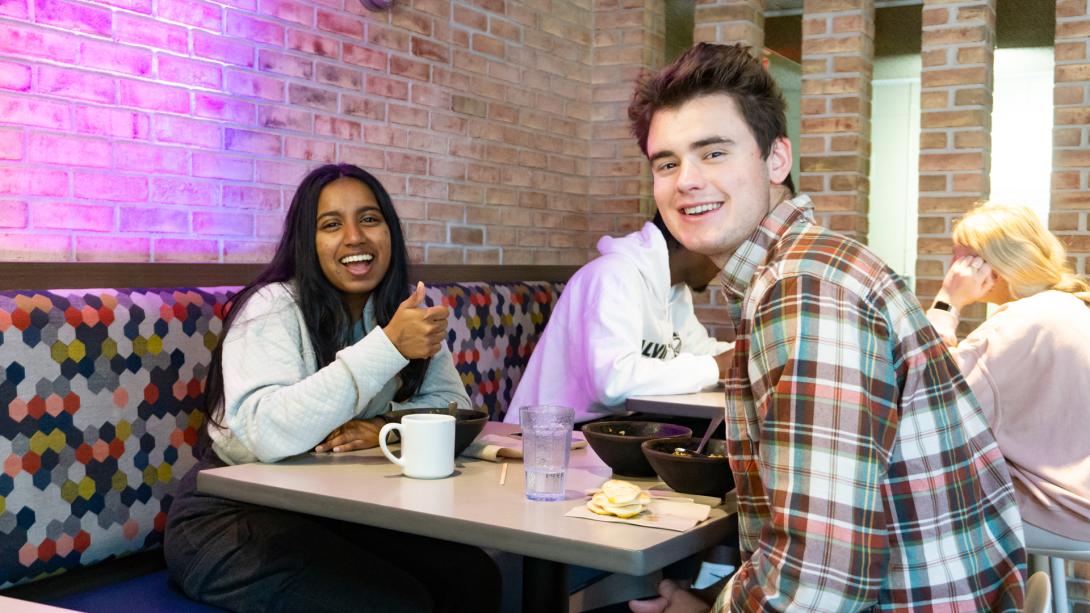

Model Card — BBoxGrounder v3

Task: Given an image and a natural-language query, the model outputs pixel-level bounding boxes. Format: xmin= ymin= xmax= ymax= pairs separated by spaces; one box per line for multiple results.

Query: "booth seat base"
xmin=47 ymin=571 xmax=221 ymax=613
xmin=3 ymin=552 xmax=220 ymax=613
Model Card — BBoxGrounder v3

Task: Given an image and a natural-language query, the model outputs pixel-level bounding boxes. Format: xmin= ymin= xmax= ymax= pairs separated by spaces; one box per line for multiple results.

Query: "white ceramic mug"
xmin=379 ymin=414 xmax=455 ymax=479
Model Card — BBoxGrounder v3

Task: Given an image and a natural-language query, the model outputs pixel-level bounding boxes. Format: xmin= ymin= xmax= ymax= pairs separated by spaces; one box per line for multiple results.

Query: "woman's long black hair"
xmin=199 ymin=163 xmax=429 ymax=439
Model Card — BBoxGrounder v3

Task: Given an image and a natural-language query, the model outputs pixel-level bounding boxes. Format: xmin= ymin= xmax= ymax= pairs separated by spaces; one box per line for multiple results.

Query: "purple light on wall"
xmin=0 ymin=0 xmax=366 ymax=261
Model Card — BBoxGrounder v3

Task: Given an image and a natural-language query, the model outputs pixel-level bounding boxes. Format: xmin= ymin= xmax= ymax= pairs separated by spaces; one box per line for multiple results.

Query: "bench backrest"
xmin=0 ymin=278 xmax=563 ymax=589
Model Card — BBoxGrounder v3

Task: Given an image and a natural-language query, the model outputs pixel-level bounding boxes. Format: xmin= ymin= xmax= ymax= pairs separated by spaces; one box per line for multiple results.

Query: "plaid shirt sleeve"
xmin=727 ymin=272 xmax=900 ymax=611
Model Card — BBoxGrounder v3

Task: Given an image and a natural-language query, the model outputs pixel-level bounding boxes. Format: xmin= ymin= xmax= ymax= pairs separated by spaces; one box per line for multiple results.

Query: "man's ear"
xmin=766 ymin=136 xmax=792 ymax=185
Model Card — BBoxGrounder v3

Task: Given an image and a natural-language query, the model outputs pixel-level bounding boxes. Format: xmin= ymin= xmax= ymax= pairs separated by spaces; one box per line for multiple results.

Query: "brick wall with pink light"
xmin=0 ymin=0 xmax=609 ymax=265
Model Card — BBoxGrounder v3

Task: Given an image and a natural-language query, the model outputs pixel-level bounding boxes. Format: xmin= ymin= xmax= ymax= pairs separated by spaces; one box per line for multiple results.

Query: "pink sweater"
xmin=928 ymin=290 xmax=1090 ymax=541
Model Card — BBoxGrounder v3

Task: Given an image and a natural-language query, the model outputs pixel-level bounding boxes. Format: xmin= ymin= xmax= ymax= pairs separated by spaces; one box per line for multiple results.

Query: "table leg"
xmin=522 ymin=557 xmax=568 ymax=613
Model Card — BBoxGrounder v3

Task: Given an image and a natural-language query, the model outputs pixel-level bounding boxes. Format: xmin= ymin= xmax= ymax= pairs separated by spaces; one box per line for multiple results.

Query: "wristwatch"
xmin=932 ymin=300 xmax=958 ymax=318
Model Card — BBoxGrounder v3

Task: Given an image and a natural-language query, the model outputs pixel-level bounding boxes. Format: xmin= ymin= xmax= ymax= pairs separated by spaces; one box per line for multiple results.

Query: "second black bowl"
xmin=641 ymin=437 xmax=734 ymax=498
xmin=383 ymin=407 xmax=488 ymax=457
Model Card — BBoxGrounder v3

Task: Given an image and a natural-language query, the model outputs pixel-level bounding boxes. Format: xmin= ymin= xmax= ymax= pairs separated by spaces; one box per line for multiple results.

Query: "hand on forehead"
xmin=952 ymin=244 xmax=978 ymax=260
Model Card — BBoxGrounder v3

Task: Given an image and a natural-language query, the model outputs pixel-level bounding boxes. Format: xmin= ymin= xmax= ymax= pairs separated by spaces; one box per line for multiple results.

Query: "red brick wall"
xmin=0 ymin=0 xmax=596 ymax=265
xmin=1053 ymin=0 xmax=1090 ymax=604
xmin=1053 ymin=0 xmax=1090 ymax=278
xmin=914 ymin=0 xmax=995 ymax=333
xmin=588 ymin=0 xmax=663 ymax=244
xmin=799 ymin=0 xmax=873 ymax=240
xmin=693 ymin=0 xmax=765 ymax=50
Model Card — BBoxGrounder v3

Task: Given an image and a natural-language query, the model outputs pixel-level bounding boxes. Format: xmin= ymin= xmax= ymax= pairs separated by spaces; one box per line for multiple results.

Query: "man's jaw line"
xmin=667 ymin=202 xmax=734 ymax=268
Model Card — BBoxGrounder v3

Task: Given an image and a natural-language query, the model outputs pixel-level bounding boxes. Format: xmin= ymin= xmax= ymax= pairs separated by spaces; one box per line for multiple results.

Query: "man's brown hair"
xmin=628 ymin=43 xmax=794 ymax=191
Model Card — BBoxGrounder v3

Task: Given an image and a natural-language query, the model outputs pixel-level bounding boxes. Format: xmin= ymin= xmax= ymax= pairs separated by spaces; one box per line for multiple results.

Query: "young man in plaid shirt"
xmin=628 ymin=43 xmax=1026 ymax=612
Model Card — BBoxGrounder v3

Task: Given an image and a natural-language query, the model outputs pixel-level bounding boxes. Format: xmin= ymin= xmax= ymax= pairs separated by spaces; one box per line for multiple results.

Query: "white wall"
xmin=869 ymin=55 xmax=922 ymax=285
xmin=990 ymin=47 xmax=1055 ymax=223
xmin=866 ymin=48 xmax=1055 ymax=285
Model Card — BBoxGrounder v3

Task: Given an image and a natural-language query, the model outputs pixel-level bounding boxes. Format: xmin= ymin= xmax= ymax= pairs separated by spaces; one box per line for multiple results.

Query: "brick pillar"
xmin=798 ymin=0 xmax=874 ymax=242
xmin=1051 ymin=2 xmax=1090 ymax=601
xmin=693 ymin=0 xmax=765 ymax=50
xmin=1051 ymin=0 xmax=1090 ymax=276
xmin=589 ymin=0 xmax=665 ymax=243
xmin=914 ymin=0 xmax=995 ymax=330
xmin=681 ymin=1 xmax=765 ymax=343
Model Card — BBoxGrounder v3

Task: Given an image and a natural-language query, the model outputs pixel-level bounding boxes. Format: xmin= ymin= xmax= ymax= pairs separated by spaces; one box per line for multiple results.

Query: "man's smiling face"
xmin=647 ymin=93 xmax=791 ymax=266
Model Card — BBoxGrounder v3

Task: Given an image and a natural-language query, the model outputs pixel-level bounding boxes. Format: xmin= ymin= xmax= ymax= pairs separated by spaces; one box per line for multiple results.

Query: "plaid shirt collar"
xmin=719 ymin=194 xmax=815 ymax=315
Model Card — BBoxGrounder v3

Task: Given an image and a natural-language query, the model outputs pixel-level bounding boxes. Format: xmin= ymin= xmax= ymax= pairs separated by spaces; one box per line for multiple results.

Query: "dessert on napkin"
xmin=567 ymin=479 xmax=713 ymax=531
xmin=586 ymin=479 xmax=651 ymax=518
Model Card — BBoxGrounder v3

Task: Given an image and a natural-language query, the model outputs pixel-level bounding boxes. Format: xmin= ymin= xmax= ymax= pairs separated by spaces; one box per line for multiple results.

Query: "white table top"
xmin=625 ymin=389 xmax=726 ymax=419
xmin=198 ymin=423 xmax=735 ymax=576
xmin=0 ymin=596 xmax=79 ymax=613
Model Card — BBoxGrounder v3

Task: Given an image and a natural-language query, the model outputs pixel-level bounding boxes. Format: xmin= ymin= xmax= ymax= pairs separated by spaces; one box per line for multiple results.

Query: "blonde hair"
xmin=952 ymin=203 xmax=1090 ymax=304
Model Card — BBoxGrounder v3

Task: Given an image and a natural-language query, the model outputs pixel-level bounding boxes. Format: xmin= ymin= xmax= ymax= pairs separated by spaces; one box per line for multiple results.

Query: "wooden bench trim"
xmin=0 ymin=263 xmax=578 ymax=290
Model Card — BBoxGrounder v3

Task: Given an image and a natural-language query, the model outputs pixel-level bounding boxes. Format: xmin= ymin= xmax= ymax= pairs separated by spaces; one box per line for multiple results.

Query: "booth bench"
xmin=0 ymin=263 xmax=572 ymax=611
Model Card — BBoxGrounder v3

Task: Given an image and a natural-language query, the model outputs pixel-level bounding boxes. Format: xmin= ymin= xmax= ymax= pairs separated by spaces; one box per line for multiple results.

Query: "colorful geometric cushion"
xmin=0 ymin=287 xmax=234 ymax=589
xmin=0 ymin=280 xmax=561 ymax=588
xmin=424 ymin=281 xmax=562 ymax=421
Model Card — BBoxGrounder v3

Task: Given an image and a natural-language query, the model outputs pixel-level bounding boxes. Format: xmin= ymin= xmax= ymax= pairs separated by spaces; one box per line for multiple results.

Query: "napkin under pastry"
xmin=583 ymin=487 xmax=723 ymax=509
xmin=565 ymin=498 xmax=711 ymax=532
xmin=462 ymin=432 xmax=587 ymax=462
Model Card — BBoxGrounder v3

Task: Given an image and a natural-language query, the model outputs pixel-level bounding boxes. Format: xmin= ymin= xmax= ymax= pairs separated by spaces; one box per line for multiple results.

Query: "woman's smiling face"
xmin=315 ymin=177 xmax=391 ymax=317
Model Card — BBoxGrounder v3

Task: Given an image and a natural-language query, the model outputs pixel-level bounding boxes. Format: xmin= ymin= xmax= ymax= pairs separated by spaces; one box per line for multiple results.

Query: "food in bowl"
xmin=671 ymin=447 xmax=725 ymax=458
xmin=642 ymin=437 xmax=734 ymax=498
xmin=580 ymin=421 xmax=692 ymax=477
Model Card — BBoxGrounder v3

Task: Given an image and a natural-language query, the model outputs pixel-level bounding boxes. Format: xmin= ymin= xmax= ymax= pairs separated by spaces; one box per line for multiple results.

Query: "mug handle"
xmin=378 ymin=423 xmax=404 ymax=467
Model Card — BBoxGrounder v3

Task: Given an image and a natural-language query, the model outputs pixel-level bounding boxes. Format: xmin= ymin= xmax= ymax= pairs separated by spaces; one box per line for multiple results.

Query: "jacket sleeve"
xmin=727 ymin=274 xmax=894 ymax=611
xmin=582 ymin=268 xmax=719 ymax=407
xmin=925 ymin=307 xmax=959 ymax=347
xmin=389 ymin=344 xmax=473 ymax=412
xmin=218 ymin=286 xmax=408 ymax=463
xmin=935 ymin=311 xmax=1004 ymax=428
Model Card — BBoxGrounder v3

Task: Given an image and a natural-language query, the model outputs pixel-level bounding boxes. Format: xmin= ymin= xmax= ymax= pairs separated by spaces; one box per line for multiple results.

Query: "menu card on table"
xmin=565 ymin=497 xmax=712 ymax=532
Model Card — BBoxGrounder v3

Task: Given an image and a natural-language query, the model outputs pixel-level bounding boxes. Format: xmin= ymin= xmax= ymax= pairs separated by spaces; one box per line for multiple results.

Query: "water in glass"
xmin=520 ymin=405 xmax=574 ymax=501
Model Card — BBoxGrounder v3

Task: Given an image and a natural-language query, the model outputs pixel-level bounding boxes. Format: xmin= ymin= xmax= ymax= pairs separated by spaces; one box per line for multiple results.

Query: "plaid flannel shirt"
xmin=715 ymin=195 xmax=1026 ymax=612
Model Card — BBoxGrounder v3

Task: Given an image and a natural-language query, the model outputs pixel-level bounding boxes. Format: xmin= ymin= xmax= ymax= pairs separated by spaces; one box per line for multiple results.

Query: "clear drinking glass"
xmin=520 ymin=405 xmax=575 ymax=501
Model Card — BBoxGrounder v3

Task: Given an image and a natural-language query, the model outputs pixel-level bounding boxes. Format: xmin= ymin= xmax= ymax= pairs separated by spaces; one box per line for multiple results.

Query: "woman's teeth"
xmin=683 ymin=203 xmax=722 ymax=216
xmin=340 ymin=254 xmax=373 ymax=264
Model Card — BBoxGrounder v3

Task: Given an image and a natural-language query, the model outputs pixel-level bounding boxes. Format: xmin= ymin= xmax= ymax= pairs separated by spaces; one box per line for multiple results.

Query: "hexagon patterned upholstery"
xmin=0 ymin=287 xmax=232 ymax=591
xmin=0 ymin=280 xmax=561 ymax=589
xmin=437 ymin=281 xmax=563 ymax=421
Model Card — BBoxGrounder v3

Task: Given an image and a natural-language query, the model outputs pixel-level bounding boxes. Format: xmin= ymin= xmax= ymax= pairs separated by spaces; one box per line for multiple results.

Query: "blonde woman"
xmin=928 ymin=202 xmax=1090 ymax=550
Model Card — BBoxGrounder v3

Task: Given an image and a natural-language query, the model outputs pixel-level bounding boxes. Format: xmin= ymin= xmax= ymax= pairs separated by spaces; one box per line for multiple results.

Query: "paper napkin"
xmin=565 ymin=498 xmax=712 ymax=532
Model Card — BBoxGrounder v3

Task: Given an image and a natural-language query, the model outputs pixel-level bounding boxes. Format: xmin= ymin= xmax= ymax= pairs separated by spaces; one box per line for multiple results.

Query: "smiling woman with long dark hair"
xmin=163 ymin=164 xmax=500 ymax=612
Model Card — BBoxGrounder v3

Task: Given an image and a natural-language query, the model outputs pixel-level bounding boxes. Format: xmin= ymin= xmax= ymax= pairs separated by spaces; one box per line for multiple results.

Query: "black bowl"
xmin=641 ymin=437 xmax=734 ymax=499
xmin=383 ymin=408 xmax=488 ymax=457
xmin=581 ymin=421 xmax=692 ymax=477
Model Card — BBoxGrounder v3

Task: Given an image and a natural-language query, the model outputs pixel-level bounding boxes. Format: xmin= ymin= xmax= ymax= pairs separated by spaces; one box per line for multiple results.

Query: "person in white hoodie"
xmin=503 ymin=213 xmax=733 ymax=425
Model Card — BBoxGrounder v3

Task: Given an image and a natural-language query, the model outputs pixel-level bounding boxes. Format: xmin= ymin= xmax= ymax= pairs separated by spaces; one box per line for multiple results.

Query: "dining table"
xmin=624 ymin=388 xmax=726 ymax=420
xmin=197 ymin=422 xmax=737 ymax=613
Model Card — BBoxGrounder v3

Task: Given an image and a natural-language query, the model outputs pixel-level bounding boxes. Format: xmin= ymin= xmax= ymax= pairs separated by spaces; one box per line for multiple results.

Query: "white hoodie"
xmin=503 ymin=222 xmax=732 ymax=424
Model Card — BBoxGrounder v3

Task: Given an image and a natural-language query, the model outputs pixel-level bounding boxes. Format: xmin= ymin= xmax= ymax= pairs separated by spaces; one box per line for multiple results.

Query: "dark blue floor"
xmin=47 ymin=570 xmax=222 ymax=613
